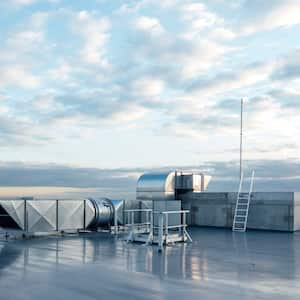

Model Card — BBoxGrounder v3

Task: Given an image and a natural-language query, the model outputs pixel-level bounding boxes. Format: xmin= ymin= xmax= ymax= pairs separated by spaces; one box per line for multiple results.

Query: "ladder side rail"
xmin=243 ymin=170 xmax=255 ymax=231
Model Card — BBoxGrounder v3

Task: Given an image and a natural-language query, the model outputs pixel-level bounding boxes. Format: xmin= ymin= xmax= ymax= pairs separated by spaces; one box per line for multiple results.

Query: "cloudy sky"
xmin=0 ymin=0 xmax=300 ymax=195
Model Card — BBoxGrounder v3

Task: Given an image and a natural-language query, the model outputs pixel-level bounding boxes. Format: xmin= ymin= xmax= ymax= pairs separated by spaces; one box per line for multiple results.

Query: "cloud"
xmin=0 ymin=115 xmax=51 ymax=147
xmin=132 ymin=15 xmax=229 ymax=80
xmin=0 ymin=13 xmax=48 ymax=90
xmin=179 ymin=2 xmax=234 ymax=40
xmin=188 ymin=61 xmax=276 ymax=96
xmin=129 ymin=77 xmax=165 ymax=98
xmin=0 ymin=65 xmax=40 ymax=89
xmin=272 ymin=49 xmax=300 ymax=81
xmin=134 ymin=16 xmax=165 ymax=36
xmin=7 ymin=0 xmax=59 ymax=6
xmin=9 ymin=0 xmax=36 ymax=6
xmin=22 ymin=90 xmax=150 ymax=130
xmin=1 ymin=160 xmax=300 ymax=196
xmin=240 ymin=0 xmax=300 ymax=34
xmin=0 ymin=0 xmax=299 ymax=167
xmin=72 ymin=11 xmax=111 ymax=66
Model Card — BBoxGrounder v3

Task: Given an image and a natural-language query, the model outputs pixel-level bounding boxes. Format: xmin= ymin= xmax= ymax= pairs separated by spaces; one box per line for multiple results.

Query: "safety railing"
xmin=153 ymin=210 xmax=192 ymax=251
xmin=124 ymin=208 xmax=192 ymax=251
xmin=124 ymin=209 xmax=153 ymax=241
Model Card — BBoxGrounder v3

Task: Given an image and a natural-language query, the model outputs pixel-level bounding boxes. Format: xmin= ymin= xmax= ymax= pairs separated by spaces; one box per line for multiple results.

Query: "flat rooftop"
xmin=0 ymin=228 xmax=299 ymax=299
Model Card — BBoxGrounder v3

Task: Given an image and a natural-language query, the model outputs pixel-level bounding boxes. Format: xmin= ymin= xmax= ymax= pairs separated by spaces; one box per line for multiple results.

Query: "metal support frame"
xmin=124 ymin=209 xmax=192 ymax=252
xmin=124 ymin=209 xmax=152 ymax=242
xmin=155 ymin=210 xmax=192 ymax=252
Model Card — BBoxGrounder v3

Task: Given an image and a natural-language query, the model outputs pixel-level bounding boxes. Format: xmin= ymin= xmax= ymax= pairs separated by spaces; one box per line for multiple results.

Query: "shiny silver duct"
xmin=136 ymin=171 xmax=211 ymax=201
xmin=89 ymin=198 xmax=124 ymax=227
xmin=136 ymin=172 xmax=176 ymax=201
xmin=0 ymin=197 xmax=124 ymax=232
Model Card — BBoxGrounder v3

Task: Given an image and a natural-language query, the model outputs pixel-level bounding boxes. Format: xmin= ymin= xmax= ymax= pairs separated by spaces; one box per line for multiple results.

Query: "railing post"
xmin=131 ymin=211 xmax=134 ymax=228
xmin=158 ymin=213 xmax=164 ymax=252
xmin=182 ymin=212 xmax=186 ymax=239
xmin=150 ymin=210 xmax=153 ymax=240
xmin=24 ymin=199 xmax=28 ymax=234
xmin=165 ymin=213 xmax=168 ymax=243
xmin=114 ymin=206 xmax=118 ymax=234
xmin=83 ymin=199 xmax=86 ymax=231
xmin=56 ymin=200 xmax=59 ymax=232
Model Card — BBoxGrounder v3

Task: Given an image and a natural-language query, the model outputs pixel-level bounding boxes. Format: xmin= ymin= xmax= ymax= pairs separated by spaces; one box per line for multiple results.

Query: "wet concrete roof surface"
xmin=0 ymin=228 xmax=299 ymax=300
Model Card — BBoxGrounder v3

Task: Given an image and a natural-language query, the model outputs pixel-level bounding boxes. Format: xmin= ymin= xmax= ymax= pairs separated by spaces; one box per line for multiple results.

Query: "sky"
xmin=0 ymin=0 xmax=300 ymax=196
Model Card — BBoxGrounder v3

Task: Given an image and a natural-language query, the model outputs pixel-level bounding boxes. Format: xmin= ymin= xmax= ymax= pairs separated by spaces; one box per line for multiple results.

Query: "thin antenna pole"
xmin=240 ymin=98 xmax=243 ymax=180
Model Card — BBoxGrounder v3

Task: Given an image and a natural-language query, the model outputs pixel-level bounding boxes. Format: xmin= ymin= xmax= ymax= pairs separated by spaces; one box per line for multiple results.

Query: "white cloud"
xmin=241 ymin=0 xmax=300 ymax=34
xmin=0 ymin=0 xmax=299 ymax=166
xmin=134 ymin=16 xmax=165 ymax=36
xmin=48 ymin=61 xmax=72 ymax=81
xmin=108 ymin=104 xmax=149 ymax=124
xmin=130 ymin=77 xmax=165 ymax=98
xmin=189 ymin=62 xmax=277 ymax=97
xmin=73 ymin=11 xmax=111 ymax=66
xmin=0 ymin=65 xmax=40 ymax=89
xmin=181 ymin=2 xmax=222 ymax=35
xmin=9 ymin=0 xmax=36 ymax=5
xmin=8 ymin=0 xmax=59 ymax=6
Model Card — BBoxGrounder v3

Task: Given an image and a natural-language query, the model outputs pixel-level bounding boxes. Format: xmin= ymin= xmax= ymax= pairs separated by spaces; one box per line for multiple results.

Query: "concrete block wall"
xmin=181 ymin=192 xmax=298 ymax=232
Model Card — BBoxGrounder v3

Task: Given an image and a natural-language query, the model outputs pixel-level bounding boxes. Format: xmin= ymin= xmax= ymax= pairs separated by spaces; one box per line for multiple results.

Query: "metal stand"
xmin=125 ymin=209 xmax=192 ymax=252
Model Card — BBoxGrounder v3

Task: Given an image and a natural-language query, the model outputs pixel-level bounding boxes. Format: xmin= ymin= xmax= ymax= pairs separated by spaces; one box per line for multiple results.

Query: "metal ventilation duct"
xmin=136 ymin=172 xmax=176 ymax=201
xmin=0 ymin=197 xmax=124 ymax=232
xmin=136 ymin=171 xmax=211 ymax=201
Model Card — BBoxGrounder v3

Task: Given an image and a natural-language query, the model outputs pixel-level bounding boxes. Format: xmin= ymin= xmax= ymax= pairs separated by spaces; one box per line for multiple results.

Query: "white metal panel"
xmin=27 ymin=200 xmax=56 ymax=232
xmin=58 ymin=200 xmax=84 ymax=230
xmin=85 ymin=200 xmax=96 ymax=228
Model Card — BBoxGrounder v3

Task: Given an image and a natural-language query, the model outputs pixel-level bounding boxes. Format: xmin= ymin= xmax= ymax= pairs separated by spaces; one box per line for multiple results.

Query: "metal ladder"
xmin=232 ymin=171 xmax=255 ymax=232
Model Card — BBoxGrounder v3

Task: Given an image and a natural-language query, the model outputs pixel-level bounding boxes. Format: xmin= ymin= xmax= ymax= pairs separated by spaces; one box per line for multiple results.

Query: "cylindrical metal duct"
xmin=88 ymin=198 xmax=114 ymax=227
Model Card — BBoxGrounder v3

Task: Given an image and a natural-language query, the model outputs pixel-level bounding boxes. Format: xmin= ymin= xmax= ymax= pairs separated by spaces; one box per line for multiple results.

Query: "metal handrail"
xmin=124 ymin=209 xmax=153 ymax=234
xmin=124 ymin=209 xmax=152 ymax=212
xmin=153 ymin=210 xmax=190 ymax=215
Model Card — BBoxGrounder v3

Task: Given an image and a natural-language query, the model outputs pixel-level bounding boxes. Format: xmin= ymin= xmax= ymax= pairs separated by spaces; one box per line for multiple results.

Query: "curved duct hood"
xmin=136 ymin=171 xmax=211 ymax=201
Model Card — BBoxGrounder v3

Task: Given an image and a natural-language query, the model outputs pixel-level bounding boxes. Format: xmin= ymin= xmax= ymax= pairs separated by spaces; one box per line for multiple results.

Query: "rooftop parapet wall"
xmin=181 ymin=192 xmax=298 ymax=232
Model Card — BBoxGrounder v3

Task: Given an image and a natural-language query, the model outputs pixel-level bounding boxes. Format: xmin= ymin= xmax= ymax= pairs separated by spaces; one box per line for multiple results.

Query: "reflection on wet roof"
xmin=0 ymin=228 xmax=299 ymax=299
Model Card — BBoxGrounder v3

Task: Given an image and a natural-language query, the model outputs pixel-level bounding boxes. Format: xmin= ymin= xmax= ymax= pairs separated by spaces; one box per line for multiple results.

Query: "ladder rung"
xmin=236 ymin=209 xmax=247 ymax=211
xmin=235 ymin=215 xmax=246 ymax=218
xmin=234 ymin=221 xmax=246 ymax=224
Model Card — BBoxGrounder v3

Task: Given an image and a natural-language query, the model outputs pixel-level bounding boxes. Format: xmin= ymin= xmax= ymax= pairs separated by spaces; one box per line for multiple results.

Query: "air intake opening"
xmin=0 ymin=205 xmax=21 ymax=229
